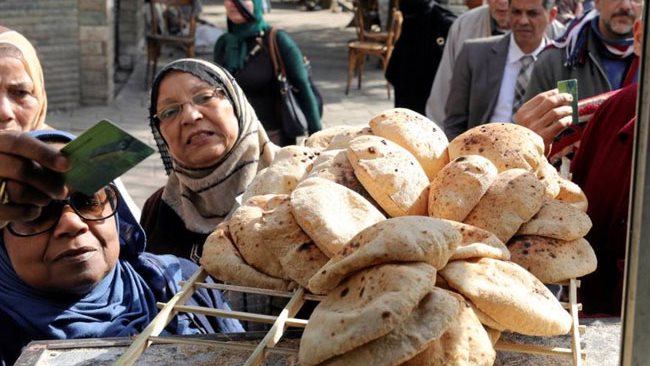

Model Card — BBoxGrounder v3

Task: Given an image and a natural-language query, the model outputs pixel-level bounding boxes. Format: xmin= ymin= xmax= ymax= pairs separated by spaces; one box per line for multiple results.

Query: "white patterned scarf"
xmin=148 ymin=59 xmax=278 ymax=233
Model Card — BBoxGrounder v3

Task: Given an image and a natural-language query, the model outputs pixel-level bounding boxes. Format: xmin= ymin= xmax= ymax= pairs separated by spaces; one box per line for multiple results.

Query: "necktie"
xmin=512 ymin=55 xmax=534 ymax=116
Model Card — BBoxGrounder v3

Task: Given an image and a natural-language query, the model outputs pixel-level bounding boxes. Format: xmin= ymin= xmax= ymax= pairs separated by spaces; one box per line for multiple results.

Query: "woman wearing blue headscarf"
xmin=0 ymin=130 xmax=243 ymax=366
xmin=213 ymin=0 xmax=321 ymax=146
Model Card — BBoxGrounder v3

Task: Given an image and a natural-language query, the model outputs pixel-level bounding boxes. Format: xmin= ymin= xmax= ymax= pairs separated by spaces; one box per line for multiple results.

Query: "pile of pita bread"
xmin=200 ymin=108 xmax=598 ymax=365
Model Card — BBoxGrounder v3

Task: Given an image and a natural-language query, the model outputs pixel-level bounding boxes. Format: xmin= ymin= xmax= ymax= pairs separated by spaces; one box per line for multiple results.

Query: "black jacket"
xmin=386 ymin=2 xmax=456 ymax=115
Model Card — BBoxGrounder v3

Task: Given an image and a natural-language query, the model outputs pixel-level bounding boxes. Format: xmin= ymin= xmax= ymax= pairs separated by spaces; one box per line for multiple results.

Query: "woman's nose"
xmin=52 ymin=207 xmax=89 ymax=238
xmin=0 ymin=94 xmax=16 ymax=124
xmin=180 ymin=103 xmax=203 ymax=125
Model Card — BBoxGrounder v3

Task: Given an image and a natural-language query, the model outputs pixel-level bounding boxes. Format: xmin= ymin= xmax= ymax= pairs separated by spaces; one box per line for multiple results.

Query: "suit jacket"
xmin=425 ymin=5 xmax=565 ymax=125
xmin=443 ymin=34 xmax=509 ymax=140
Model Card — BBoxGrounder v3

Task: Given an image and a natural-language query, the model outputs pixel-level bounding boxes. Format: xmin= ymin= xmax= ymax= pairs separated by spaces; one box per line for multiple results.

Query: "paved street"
xmin=47 ymin=3 xmax=394 ymax=212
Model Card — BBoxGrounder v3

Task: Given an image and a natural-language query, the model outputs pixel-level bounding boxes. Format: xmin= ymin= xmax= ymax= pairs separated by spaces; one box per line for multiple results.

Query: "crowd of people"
xmin=0 ymin=0 xmax=645 ymax=362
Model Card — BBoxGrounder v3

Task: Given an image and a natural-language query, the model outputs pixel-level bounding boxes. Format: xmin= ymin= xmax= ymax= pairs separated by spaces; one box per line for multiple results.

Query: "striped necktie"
xmin=512 ymin=55 xmax=534 ymax=116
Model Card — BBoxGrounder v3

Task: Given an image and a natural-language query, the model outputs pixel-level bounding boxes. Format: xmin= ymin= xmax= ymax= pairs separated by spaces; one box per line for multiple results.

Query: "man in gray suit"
xmin=443 ymin=0 xmax=558 ymax=139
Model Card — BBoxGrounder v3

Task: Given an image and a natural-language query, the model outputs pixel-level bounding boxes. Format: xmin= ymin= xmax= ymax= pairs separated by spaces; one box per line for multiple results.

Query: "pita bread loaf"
xmin=402 ymin=292 xmax=496 ymax=366
xmin=428 ymin=155 xmax=498 ymax=221
xmin=485 ymin=327 xmax=502 ymax=346
xmin=200 ymin=225 xmax=295 ymax=291
xmin=347 ymin=135 xmax=429 ymax=217
xmin=464 ymin=169 xmax=545 ymax=243
xmin=442 ymin=220 xmax=510 ymax=261
xmin=508 ymin=235 xmax=597 ymax=283
xmin=517 ymin=199 xmax=592 ymax=241
xmin=369 ymin=108 xmax=449 ymax=180
xmin=536 ymin=160 xmax=561 ymax=198
xmin=299 ymin=263 xmax=437 ymax=366
xmin=448 ymin=123 xmax=545 ymax=172
xmin=467 ymin=299 xmax=506 ymax=331
xmin=305 ymin=149 xmax=383 ymax=212
xmin=278 ymin=241 xmax=329 ymax=290
xmin=308 ymin=216 xmax=461 ymax=294
xmin=326 ymin=125 xmax=373 ymax=150
xmin=322 ymin=288 xmax=460 ymax=366
xmin=242 ymin=145 xmax=319 ymax=201
xmin=303 ymin=125 xmax=367 ymax=150
xmin=228 ymin=194 xmax=311 ymax=279
xmin=290 ymin=177 xmax=386 ymax=257
xmin=440 ymin=258 xmax=572 ymax=336
xmin=556 ymin=177 xmax=588 ymax=212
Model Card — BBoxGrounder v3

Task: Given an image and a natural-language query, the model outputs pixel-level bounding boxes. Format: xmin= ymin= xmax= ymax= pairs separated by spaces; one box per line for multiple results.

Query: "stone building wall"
xmin=0 ymin=0 xmax=81 ymax=109
xmin=0 ymin=0 xmax=143 ymax=109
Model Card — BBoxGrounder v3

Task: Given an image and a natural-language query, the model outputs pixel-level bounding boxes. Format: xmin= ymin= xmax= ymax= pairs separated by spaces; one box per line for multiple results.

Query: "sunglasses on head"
xmin=7 ymin=184 xmax=120 ymax=237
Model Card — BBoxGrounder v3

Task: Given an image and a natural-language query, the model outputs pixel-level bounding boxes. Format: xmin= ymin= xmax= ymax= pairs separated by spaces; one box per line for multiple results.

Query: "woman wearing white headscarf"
xmin=141 ymin=59 xmax=277 ymax=263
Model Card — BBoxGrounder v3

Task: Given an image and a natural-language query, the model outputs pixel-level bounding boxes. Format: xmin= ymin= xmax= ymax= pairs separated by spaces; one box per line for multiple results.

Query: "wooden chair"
xmin=145 ymin=0 xmax=198 ymax=87
xmin=345 ymin=8 xmax=403 ymax=98
xmin=353 ymin=5 xmax=388 ymax=43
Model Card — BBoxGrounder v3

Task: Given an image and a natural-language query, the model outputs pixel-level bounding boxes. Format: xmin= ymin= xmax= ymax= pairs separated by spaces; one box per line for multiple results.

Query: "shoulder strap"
xmin=268 ymin=27 xmax=287 ymax=78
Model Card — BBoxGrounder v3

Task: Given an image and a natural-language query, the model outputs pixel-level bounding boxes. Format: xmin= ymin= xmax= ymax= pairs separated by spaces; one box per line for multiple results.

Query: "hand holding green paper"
xmin=61 ymin=120 xmax=155 ymax=195
xmin=557 ymin=79 xmax=579 ymax=125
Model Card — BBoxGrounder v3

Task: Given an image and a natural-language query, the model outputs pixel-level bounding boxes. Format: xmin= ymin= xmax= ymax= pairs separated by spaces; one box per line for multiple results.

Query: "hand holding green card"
xmin=61 ymin=120 xmax=155 ymax=195
xmin=557 ymin=79 xmax=579 ymax=125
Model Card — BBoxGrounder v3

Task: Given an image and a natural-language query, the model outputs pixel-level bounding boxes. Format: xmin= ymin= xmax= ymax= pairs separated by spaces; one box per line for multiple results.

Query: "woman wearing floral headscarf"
xmin=213 ymin=0 xmax=321 ymax=146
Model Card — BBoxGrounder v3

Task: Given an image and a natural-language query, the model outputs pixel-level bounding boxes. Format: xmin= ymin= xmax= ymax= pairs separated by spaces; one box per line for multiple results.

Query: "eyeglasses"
xmin=7 ymin=184 xmax=120 ymax=237
xmin=154 ymin=88 xmax=227 ymax=124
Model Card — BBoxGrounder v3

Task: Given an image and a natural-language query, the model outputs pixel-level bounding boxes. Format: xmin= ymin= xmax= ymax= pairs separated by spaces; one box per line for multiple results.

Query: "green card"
xmin=61 ymin=120 xmax=155 ymax=195
xmin=557 ymin=79 xmax=579 ymax=125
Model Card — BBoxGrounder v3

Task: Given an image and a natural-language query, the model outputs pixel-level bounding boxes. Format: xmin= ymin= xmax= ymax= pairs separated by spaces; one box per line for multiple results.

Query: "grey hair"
xmin=508 ymin=0 xmax=557 ymax=10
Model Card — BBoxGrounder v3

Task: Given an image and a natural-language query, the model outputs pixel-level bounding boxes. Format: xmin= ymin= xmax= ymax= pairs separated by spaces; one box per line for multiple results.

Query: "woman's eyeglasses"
xmin=7 ymin=184 xmax=120 ymax=237
xmin=154 ymin=88 xmax=226 ymax=124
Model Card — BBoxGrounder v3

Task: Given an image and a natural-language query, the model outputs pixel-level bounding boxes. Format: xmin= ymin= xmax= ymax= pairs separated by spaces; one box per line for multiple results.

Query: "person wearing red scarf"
xmin=569 ymin=17 xmax=642 ymax=316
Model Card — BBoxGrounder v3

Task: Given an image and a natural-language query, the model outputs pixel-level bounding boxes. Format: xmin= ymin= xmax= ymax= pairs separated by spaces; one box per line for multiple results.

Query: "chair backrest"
xmin=148 ymin=0 xmax=197 ymax=39
xmin=353 ymin=5 xmax=368 ymax=41
xmin=385 ymin=10 xmax=403 ymax=59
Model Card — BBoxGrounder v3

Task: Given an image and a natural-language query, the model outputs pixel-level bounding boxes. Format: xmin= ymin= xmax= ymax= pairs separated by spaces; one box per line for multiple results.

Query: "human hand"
xmin=0 ymin=132 xmax=69 ymax=221
xmin=513 ymin=89 xmax=574 ymax=149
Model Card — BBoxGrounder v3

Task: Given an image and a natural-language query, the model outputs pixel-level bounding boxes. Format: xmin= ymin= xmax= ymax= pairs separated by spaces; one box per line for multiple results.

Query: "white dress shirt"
xmin=490 ymin=36 xmax=547 ymax=122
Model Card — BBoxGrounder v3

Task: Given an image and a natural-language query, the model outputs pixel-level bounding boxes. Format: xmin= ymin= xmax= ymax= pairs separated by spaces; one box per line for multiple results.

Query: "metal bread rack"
xmin=114 ymin=267 xmax=586 ymax=366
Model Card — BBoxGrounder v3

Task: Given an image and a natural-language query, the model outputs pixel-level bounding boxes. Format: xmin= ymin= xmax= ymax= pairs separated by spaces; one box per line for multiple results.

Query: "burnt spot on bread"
xmin=522 ymin=249 xmax=528 ymax=256
xmin=298 ymin=242 xmax=315 ymax=252
xmin=381 ymin=311 xmax=391 ymax=319
xmin=456 ymin=156 xmax=467 ymax=162
xmin=340 ymin=288 xmax=349 ymax=297
xmin=380 ymin=139 xmax=388 ymax=145
xmin=368 ymin=146 xmax=376 ymax=154
xmin=359 ymin=287 xmax=365 ymax=298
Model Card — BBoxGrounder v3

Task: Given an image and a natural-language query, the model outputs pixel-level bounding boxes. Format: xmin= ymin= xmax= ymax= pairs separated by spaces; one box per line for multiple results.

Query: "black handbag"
xmin=268 ymin=28 xmax=309 ymax=138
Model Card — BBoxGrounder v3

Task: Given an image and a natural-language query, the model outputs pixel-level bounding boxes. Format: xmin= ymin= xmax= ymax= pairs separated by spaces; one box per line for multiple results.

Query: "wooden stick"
xmin=148 ymin=336 xmax=299 ymax=355
xmin=244 ymin=288 xmax=306 ymax=366
xmin=114 ymin=267 xmax=207 ymax=366
xmin=495 ymin=341 xmax=586 ymax=359
xmin=569 ymin=278 xmax=584 ymax=366
xmin=561 ymin=301 xmax=583 ymax=311
xmin=156 ymin=303 xmax=309 ymax=327
xmin=192 ymin=282 xmax=325 ymax=301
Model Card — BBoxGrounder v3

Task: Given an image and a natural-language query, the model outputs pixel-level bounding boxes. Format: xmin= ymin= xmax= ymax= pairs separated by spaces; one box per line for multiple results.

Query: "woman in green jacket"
xmin=214 ymin=0 xmax=321 ymax=146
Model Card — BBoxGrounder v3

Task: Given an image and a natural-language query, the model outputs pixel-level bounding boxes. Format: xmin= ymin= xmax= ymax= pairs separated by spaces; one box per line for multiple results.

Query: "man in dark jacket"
xmin=385 ymin=1 xmax=456 ymax=115
xmin=524 ymin=0 xmax=641 ymax=102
